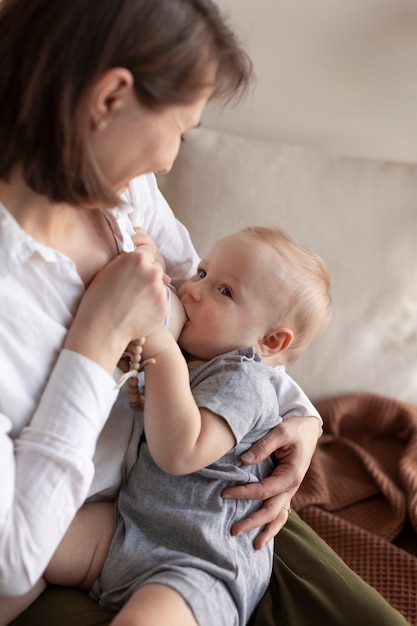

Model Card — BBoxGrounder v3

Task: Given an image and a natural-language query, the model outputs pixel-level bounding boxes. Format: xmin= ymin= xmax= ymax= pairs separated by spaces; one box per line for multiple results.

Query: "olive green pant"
xmin=11 ymin=512 xmax=408 ymax=626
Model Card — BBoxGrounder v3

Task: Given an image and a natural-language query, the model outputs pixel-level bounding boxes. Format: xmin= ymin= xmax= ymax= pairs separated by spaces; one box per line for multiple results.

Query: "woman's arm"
xmin=0 ymin=250 xmax=168 ymax=596
xmin=0 ymin=350 xmax=118 ymax=596
xmin=141 ymin=327 xmax=235 ymax=475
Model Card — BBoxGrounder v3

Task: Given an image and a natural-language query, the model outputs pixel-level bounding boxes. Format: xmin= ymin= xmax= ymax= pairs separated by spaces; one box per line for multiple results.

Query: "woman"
xmin=0 ymin=0 xmax=407 ymax=624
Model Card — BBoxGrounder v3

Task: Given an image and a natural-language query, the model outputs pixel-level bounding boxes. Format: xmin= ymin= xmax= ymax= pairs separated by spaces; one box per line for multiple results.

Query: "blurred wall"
xmin=204 ymin=0 xmax=417 ymax=163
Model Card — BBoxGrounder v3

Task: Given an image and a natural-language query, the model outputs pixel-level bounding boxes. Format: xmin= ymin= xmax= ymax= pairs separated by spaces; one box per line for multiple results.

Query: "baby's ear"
xmin=257 ymin=328 xmax=294 ymax=358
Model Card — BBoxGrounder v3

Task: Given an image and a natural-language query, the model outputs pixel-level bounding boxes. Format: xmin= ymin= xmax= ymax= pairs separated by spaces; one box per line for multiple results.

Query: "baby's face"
xmin=177 ymin=232 xmax=282 ymax=360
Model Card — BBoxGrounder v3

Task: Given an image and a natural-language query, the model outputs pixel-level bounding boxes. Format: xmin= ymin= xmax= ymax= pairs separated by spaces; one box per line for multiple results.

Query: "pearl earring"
xmin=96 ymin=119 xmax=108 ymax=133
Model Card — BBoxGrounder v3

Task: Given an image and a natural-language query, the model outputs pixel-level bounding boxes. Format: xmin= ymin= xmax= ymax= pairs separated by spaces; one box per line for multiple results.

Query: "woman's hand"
xmin=132 ymin=227 xmax=166 ymax=271
xmin=65 ymin=250 xmax=169 ymax=374
xmin=132 ymin=228 xmax=186 ymax=339
xmin=222 ymin=415 xmax=321 ymax=549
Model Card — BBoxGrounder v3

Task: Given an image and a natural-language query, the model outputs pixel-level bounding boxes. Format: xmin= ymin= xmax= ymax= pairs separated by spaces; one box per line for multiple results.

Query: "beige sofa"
xmin=157 ymin=126 xmax=417 ymax=625
xmin=158 ymin=126 xmax=417 ymax=407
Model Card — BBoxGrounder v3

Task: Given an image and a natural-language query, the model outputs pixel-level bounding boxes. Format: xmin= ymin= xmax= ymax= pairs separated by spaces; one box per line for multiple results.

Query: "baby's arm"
xmin=142 ymin=328 xmax=235 ymax=475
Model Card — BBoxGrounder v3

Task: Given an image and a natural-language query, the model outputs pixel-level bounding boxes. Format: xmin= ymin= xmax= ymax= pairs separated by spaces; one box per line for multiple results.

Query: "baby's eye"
xmin=197 ymin=269 xmax=207 ymax=279
xmin=220 ymin=286 xmax=232 ymax=298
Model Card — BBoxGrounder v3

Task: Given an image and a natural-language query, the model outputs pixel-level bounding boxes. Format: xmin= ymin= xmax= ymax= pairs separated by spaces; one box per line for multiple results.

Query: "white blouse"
xmin=0 ymin=173 xmax=199 ymax=595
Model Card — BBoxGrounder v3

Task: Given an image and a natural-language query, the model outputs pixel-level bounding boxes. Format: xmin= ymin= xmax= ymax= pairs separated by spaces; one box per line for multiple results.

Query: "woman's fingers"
xmin=241 ymin=416 xmax=320 ymax=466
xmin=65 ymin=251 xmax=168 ymax=373
xmin=230 ymin=494 xmax=293 ymax=550
xmin=221 ymin=417 xmax=322 ymax=544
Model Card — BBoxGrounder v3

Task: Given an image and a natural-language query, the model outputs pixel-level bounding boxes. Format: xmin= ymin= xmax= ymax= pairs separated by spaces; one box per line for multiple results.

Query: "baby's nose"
xmin=187 ymin=281 xmax=202 ymax=301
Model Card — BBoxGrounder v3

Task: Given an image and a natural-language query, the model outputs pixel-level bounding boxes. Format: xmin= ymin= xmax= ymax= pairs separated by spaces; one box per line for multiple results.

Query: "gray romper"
xmin=91 ymin=348 xmax=299 ymax=625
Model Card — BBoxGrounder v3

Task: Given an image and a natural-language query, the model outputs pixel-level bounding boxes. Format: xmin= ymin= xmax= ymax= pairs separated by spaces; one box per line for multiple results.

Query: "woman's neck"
xmin=0 ymin=170 xmax=70 ymax=243
xmin=0 ymin=171 xmax=119 ymax=286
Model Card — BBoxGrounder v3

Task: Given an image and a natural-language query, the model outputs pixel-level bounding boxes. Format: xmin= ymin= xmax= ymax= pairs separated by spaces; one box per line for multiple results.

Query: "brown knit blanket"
xmin=293 ymin=393 xmax=417 ymax=625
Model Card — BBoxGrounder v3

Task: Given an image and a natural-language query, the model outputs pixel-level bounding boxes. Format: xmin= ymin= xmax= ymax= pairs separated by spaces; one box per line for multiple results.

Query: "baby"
xmin=48 ymin=226 xmax=332 ymax=626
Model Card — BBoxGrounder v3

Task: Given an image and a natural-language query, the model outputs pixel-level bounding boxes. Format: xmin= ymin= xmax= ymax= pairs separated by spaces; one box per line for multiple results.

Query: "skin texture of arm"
xmin=142 ymin=327 xmax=236 ymax=475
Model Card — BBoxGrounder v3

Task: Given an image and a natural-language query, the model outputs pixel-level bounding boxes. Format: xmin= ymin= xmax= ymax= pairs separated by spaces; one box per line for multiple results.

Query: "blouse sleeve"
xmin=274 ymin=367 xmax=323 ymax=433
xmin=0 ymin=349 xmax=118 ymax=595
xmin=126 ymin=174 xmax=200 ymax=287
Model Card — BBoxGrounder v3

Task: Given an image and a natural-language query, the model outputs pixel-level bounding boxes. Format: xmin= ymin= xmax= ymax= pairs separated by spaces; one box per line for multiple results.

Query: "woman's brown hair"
xmin=0 ymin=0 xmax=252 ymax=206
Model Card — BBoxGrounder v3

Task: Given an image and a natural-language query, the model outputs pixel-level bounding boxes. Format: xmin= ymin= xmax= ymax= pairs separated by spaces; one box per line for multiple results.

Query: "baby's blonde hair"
xmin=242 ymin=226 xmax=332 ymax=364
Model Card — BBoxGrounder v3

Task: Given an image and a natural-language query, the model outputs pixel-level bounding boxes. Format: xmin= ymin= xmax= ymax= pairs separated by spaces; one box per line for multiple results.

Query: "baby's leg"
xmin=45 ymin=501 xmax=114 ymax=591
xmin=0 ymin=502 xmax=113 ymax=625
xmin=111 ymin=583 xmax=197 ymax=626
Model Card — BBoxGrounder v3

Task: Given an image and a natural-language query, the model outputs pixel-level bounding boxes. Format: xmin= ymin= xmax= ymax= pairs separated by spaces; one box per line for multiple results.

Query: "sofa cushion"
xmin=157 ymin=127 xmax=417 ymax=404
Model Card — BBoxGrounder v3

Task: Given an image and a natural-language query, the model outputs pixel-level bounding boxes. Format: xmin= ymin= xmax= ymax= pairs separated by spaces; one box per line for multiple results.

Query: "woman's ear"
xmin=90 ymin=68 xmax=134 ymax=130
xmin=257 ymin=327 xmax=294 ymax=358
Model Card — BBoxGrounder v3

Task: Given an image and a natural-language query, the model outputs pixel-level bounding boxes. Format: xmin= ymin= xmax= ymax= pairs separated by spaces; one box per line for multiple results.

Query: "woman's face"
xmin=91 ymin=86 xmax=211 ymax=195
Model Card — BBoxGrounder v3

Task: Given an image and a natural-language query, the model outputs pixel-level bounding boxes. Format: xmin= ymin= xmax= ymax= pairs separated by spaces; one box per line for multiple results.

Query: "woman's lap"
xmin=10 ymin=586 xmax=116 ymax=626
xmin=11 ymin=512 xmax=408 ymax=626
xmin=249 ymin=511 xmax=409 ymax=626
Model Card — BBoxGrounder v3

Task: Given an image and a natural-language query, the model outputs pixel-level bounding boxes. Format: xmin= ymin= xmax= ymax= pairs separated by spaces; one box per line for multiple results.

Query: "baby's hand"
xmin=142 ymin=326 xmax=177 ymax=361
